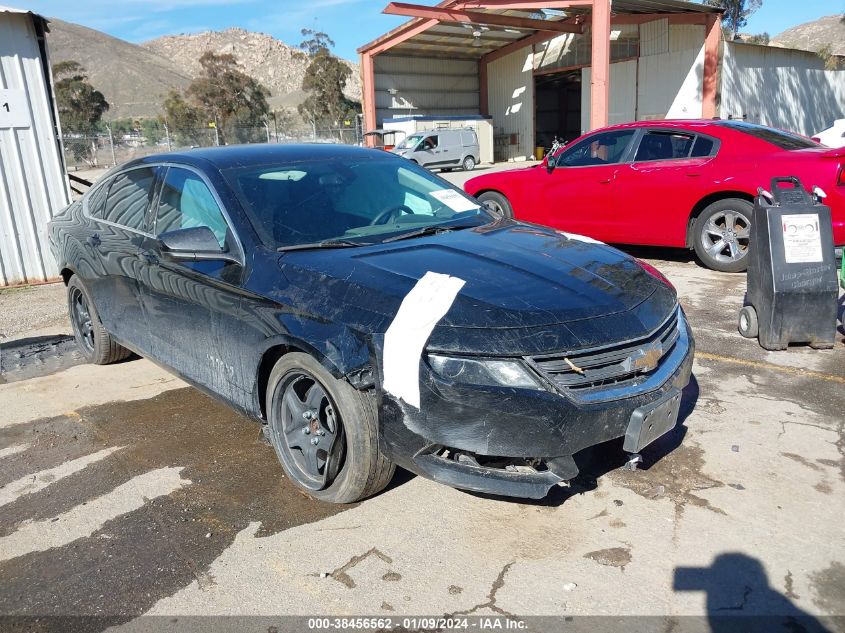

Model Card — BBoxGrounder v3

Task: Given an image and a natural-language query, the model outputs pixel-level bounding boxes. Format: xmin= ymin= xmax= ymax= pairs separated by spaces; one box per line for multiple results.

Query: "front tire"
xmin=462 ymin=155 xmax=476 ymax=171
xmin=693 ymin=199 xmax=753 ymax=272
xmin=67 ymin=275 xmax=131 ymax=365
xmin=477 ymin=191 xmax=513 ymax=219
xmin=266 ymin=353 xmax=394 ymax=503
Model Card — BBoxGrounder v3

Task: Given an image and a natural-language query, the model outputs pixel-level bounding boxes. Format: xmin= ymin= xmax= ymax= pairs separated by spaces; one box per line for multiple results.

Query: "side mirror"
xmin=158 ymin=226 xmax=240 ymax=264
xmin=546 ymin=155 xmax=557 ymax=174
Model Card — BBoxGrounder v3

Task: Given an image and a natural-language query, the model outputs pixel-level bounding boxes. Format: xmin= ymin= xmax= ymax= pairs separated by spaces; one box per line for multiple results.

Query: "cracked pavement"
xmin=0 ymin=241 xmax=844 ymax=630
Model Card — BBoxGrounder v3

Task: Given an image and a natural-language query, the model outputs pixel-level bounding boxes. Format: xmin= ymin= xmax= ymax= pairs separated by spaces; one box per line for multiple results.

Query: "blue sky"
xmin=21 ymin=0 xmax=845 ymax=60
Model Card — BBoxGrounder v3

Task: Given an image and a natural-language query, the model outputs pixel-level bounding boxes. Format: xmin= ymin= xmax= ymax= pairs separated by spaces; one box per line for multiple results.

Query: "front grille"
xmin=528 ymin=309 xmax=680 ymax=394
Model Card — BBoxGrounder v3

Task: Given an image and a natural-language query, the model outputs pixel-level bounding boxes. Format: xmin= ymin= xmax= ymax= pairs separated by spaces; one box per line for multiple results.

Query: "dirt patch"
xmin=0 ymin=387 xmax=349 ymax=621
xmin=0 ymin=283 xmax=68 ymax=341
xmin=809 ymin=561 xmax=845 ymax=614
xmin=329 ymin=548 xmax=392 ymax=589
xmin=781 ymin=452 xmax=823 ymax=472
xmin=608 ymin=437 xmax=725 ymax=517
xmin=584 ymin=547 xmax=632 ymax=571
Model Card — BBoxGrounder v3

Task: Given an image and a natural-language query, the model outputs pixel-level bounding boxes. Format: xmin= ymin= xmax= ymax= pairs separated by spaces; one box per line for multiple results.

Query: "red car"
xmin=464 ymin=120 xmax=845 ymax=272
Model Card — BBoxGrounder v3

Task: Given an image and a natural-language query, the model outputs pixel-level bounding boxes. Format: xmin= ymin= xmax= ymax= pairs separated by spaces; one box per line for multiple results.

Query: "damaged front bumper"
xmin=377 ymin=308 xmax=695 ymax=499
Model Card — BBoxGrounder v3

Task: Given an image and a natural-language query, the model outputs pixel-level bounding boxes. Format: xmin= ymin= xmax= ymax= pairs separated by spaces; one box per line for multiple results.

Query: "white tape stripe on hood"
xmin=382 ymin=271 xmax=466 ymax=409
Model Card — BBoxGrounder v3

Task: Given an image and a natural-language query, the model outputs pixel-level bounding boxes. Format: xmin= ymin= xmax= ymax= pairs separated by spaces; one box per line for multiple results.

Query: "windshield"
xmin=717 ymin=120 xmax=818 ymax=150
xmin=224 ymin=155 xmax=490 ymax=249
xmin=395 ymin=134 xmax=424 ymax=150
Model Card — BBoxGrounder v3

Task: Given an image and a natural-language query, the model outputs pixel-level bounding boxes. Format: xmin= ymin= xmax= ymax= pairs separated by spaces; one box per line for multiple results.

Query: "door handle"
xmin=88 ymin=234 xmax=101 ymax=247
xmin=686 ymin=173 xmax=701 ymax=177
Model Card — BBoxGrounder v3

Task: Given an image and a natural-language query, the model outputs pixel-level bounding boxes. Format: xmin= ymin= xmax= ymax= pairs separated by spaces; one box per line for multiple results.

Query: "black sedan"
xmin=49 ymin=144 xmax=694 ymax=503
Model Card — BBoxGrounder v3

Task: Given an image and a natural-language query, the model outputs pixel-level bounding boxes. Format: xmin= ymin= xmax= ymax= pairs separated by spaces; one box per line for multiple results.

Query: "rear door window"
xmin=100 ymin=167 xmax=157 ymax=232
xmin=634 ymin=131 xmax=696 ymax=162
xmin=155 ymin=167 xmax=230 ymax=248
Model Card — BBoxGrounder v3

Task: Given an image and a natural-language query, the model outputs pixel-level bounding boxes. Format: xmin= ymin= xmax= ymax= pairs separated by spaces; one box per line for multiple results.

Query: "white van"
xmin=391 ymin=129 xmax=480 ymax=171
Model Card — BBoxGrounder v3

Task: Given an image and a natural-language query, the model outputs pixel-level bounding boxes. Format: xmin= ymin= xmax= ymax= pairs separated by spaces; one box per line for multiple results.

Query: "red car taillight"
xmin=838 ymin=166 xmax=845 ymax=186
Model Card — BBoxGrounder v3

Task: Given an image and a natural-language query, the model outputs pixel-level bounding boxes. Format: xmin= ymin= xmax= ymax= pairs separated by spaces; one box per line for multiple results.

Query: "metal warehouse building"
xmin=0 ymin=7 xmax=69 ymax=287
xmin=359 ymin=0 xmax=845 ymax=161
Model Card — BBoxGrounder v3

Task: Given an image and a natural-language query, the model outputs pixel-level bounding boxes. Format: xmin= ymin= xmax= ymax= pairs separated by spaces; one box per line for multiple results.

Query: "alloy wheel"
xmin=700 ymin=209 xmax=751 ymax=264
xmin=70 ymin=287 xmax=95 ymax=353
xmin=272 ymin=371 xmax=345 ymax=491
xmin=482 ymin=199 xmax=504 ymax=215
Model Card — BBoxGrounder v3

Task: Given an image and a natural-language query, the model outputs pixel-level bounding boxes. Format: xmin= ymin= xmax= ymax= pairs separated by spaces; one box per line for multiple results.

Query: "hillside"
xmin=45 ymin=20 xmax=361 ymax=121
xmin=46 ymin=18 xmax=192 ymax=119
xmin=142 ymin=29 xmax=361 ymax=108
xmin=771 ymin=14 xmax=845 ymax=56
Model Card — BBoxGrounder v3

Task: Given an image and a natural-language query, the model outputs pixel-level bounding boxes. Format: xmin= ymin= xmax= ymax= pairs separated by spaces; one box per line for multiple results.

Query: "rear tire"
xmin=67 ymin=275 xmax=131 ymax=365
xmin=692 ymin=199 xmax=753 ymax=273
xmin=266 ymin=353 xmax=394 ymax=503
xmin=738 ymin=305 xmax=759 ymax=339
xmin=462 ymin=155 xmax=476 ymax=171
xmin=477 ymin=191 xmax=513 ymax=219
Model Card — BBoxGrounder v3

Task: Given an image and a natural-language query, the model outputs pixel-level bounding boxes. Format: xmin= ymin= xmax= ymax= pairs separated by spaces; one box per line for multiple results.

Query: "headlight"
xmin=427 ymin=354 xmax=543 ymax=390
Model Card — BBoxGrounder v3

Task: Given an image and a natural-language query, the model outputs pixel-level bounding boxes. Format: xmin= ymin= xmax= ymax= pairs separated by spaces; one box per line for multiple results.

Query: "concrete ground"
xmin=0 ymin=175 xmax=843 ymax=630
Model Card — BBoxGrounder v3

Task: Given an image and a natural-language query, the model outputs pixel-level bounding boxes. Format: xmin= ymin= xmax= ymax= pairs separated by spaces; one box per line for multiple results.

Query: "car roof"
xmin=124 ymin=143 xmax=396 ymax=171
xmin=598 ymin=119 xmax=723 ymax=132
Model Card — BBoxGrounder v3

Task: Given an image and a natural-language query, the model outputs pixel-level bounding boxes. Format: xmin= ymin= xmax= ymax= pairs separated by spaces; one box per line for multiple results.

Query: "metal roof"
xmin=359 ymin=0 xmax=721 ymax=58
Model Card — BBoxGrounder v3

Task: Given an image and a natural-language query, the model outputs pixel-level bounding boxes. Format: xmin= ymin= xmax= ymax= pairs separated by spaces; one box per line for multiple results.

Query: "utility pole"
xmin=106 ymin=124 xmax=116 ymax=166
xmin=163 ymin=120 xmax=172 ymax=151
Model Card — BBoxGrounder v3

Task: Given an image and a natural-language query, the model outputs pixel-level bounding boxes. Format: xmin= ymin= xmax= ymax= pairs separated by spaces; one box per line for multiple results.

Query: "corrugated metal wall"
xmin=0 ymin=11 xmax=69 ymax=286
xmin=636 ymin=21 xmax=705 ymax=121
xmin=721 ymin=42 xmax=845 ymax=136
xmin=639 ymin=19 xmax=669 ymax=57
xmin=580 ymin=60 xmax=638 ymax=131
xmin=487 ymin=46 xmax=534 ymax=161
xmin=533 ymin=25 xmax=639 ymax=73
xmin=373 ymin=55 xmax=479 ymax=126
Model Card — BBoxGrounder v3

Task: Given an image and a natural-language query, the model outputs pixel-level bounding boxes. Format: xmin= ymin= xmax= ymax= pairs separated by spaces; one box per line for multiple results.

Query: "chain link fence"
xmin=62 ymin=124 xmax=363 ymax=172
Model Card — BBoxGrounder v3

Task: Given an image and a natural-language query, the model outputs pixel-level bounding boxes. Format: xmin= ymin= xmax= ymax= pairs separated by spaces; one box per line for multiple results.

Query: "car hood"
xmin=277 ymin=221 xmax=677 ymax=355
xmin=464 ymin=165 xmax=537 ymax=196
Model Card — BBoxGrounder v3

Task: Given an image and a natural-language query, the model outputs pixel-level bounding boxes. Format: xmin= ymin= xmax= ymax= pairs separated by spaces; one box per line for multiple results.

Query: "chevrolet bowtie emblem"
xmin=631 ymin=346 xmax=662 ymax=373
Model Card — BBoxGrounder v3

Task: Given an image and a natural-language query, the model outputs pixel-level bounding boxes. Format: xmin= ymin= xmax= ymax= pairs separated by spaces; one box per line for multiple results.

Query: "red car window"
xmin=635 ymin=132 xmax=695 ymax=161
xmin=559 ymin=130 xmax=636 ymax=167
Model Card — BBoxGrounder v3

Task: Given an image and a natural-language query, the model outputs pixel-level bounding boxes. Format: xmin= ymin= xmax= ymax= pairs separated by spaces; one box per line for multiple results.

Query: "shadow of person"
xmin=674 ymin=553 xmax=834 ymax=633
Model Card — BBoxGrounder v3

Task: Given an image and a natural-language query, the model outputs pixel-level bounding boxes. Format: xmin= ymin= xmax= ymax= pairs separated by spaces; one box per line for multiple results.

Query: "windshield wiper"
xmin=277 ymin=238 xmax=366 ymax=252
xmin=380 ymin=223 xmax=475 ymax=244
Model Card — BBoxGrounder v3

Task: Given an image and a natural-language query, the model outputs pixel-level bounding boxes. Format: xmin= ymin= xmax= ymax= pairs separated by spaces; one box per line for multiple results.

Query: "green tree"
xmin=297 ymin=29 xmax=360 ymax=135
xmin=704 ymin=0 xmax=763 ymax=40
xmin=185 ymin=52 xmax=270 ymax=144
xmin=163 ymin=90 xmax=207 ymax=146
xmin=817 ymin=44 xmax=845 ymax=70
xmin=743 ymin=31 xmax=769 ymax=45
xmin=141 ymin=118 xmax=165 ymax=145
xmin=53 ymin=61 xmax=110 ymax=165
